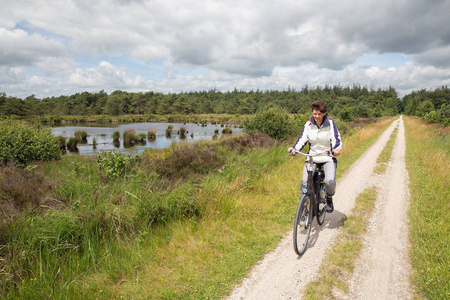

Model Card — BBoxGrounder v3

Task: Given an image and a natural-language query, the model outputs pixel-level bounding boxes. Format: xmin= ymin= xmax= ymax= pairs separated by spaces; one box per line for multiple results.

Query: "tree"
xmin=0 ymin=97 xmax=26 ymax=116
xmin=417 ymin=100 xmax=434 ymax=116
xmin=404 ymin=96 xmax=420 ymax=116
xmin=105 ymin=94 xmax=122 ymax=115
xmin=338 ymin=106 xmax=354 ymax=122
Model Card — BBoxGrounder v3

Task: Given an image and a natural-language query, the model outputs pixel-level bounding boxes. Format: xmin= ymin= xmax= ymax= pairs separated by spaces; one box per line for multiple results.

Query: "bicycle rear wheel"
xmin=293 ymin=194 xmax=312 ymax=256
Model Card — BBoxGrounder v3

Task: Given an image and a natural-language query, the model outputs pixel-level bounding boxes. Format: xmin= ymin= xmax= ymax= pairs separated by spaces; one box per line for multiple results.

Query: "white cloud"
xmin=0 ymin=28 xmax=67 ymax=66
xmin=0 ymin=0 xmax=449 ymax=98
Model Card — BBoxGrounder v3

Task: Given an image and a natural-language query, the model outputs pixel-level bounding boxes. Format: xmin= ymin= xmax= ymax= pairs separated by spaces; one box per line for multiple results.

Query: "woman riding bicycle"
xmin=287 ymin=100 xmax=342 ymax=213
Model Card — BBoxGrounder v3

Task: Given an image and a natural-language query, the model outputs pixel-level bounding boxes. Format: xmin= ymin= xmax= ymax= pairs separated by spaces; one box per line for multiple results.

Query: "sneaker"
xmin=326 ymin=197 xmax=334 ymax=213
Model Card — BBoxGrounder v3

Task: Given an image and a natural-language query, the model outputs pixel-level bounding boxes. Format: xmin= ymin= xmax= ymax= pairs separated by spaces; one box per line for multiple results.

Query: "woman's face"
xmin=312 ymin=109 xmax=326 ymax=125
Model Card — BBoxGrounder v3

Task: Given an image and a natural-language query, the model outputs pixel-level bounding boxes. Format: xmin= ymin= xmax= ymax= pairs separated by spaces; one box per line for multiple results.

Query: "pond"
xmin=52 ymin=122 xmax=243 ymax=156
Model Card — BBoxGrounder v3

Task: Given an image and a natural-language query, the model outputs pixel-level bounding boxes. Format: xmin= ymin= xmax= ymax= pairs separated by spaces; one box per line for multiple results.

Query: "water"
xmin=52 ymin=122 xmax=243 ymax=156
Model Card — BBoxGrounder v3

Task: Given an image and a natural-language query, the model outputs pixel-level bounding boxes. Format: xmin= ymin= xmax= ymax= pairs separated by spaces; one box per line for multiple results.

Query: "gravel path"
xmin=225 ymin=116 xmax=412 ymax=299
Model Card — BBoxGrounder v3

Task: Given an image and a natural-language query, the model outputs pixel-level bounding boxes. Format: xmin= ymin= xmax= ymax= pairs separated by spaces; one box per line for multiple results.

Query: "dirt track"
xmin=225 ymin=116 xmax=412 ymax=299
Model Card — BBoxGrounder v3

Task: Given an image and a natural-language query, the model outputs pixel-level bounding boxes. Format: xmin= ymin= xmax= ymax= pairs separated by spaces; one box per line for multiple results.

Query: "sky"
xmin=1 ymin=0 xmax=450 ymax=99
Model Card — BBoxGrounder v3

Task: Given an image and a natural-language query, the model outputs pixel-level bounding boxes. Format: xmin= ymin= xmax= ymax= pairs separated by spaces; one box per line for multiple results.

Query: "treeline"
xmin=1 ymin=84 xmax=449 ymax=124
xmin=402 ymin=85 xmax=450 ymax=125
xmin=1 ymin=84 xmax=401 ymax=121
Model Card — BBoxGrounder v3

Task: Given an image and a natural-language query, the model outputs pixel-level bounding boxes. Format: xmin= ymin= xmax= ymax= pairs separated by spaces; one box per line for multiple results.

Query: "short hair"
xmin=311 ymin=100 xmax=327 ymax=113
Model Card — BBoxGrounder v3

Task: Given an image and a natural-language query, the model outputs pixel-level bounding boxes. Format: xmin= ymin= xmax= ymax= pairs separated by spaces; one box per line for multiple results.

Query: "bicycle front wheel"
xmin=317 ymin=183 xmax=327 ymax=226
xmin=293 ymin=194 xmax=312 ymax=256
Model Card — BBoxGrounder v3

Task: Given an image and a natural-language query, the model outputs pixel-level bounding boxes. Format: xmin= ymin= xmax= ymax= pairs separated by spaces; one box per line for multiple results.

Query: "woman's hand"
xmin=332 ymin=149 xmax=340 ymax=156
xmin=287 ymin=147 xmax=294 ymax=154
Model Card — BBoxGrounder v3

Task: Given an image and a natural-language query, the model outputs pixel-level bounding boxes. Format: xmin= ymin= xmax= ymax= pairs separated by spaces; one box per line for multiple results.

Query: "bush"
xmin=113 ymin=131 xmax=120 ymax=142
xmin=244 ymin=107 xmax=293 ymax=140
xmin=222 ymin=127 xmax=233 ymax=134
xmin=148 ymin=144 xmax=225 ymax=179
xmin=136 ymin=133 xmax=147 ymax=141
xmin=179 ymin=127 xmax=186 ymax=136
xmin=220 ymin=133 xmax=275 ymax=154
xmin=56 ymin=136 xmax=67 ymax=150
xmin=148 ymin=130 xmax=156 ymax=140
xmin=0 ymin=164 xmax=50 ymax=209
xmin=74 ymin=131 xmax=87 ymax=142
xmin=123 ymin=129 xmax=137 ymax=144
xmin=338 ymin=106 xmax=355 ymax=122
xmin=166 ymin=125 xmax=174 ymax=136
xmin=95 ymin=151 xmax=140 ymax=180
xmin=67 ymin=137 xmax=79 ymax=151
xmin=422 ymin=111 xmax=438 ymax=123
xmin=0 ymin=119 xmax=61 ymax=166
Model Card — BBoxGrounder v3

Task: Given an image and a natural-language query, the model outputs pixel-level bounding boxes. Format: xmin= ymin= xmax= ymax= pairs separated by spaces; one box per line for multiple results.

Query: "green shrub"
xmin=113 ymin=131 xmax=120 ymax=142
xmin=56 ymin=136 xmax=67 ymax=150
xmin=95 ymin=151 xmax=140 ymax=180
xmin=244 ymin=107 xmax=293 ymax=140
xmin=422 ymin=110 xmax=438 ymax=123
xmin=179 ymin=127 xmax=186 ymax=136
xmin=166 ymin=125 xmax=174 ymax=136
xmin=74 ymin=131 xmax=87 ymax=142
xmin=67 ymin=137 xmax=79 ymax=151
xmin=338 ymin=106 xmax=355 ymax=122
xmin=0 ymin=119 xmax=60 ymax=166
xmin=123 ymin=129 xmax=136 ymax=144
xmin=222 ymin=127 xmax=233 ymax=134
xmin=136 ymin=133 xmax=146 ymax=141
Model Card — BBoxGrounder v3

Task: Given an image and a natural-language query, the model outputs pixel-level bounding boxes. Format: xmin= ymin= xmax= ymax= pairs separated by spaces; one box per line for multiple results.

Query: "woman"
xmin=287 ymin=100 xmax=342 ymax=213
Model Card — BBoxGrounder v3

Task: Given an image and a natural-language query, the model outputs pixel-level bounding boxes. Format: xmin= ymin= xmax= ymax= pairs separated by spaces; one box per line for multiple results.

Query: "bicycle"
xmin=289 ymin=150 xmax=337 ymax=256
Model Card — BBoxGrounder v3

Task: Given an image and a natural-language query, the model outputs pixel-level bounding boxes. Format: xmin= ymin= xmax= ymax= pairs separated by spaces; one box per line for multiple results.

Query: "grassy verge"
xmin=0 ymin=117 xmax=395 ymax=299
xmin=334 ymin=117 xmax=394 ymax=178
xmin=403 ymin=116 xmax=450 ymax=299
xmin=303 ymin=120 xmax=399 ymax=298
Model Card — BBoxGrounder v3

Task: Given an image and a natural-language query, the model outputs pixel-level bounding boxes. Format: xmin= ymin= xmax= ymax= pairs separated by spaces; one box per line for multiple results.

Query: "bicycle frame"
xmin=291 ymin=150 xmax=332 ymax=212
xmin=290 ymin=150 xmax=336 ymax=256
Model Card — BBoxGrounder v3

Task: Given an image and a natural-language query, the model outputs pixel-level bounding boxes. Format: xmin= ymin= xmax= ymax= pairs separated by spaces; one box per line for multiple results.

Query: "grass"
xmin=373 ymin=126 xmax=398 ymax=174
xmin=302 ymin=119 xmax=399 ymax=298
xmin=0 ymin=117 xmax=396 ymax=299
xmin=403 ymin=116 xmax=450 ymax=299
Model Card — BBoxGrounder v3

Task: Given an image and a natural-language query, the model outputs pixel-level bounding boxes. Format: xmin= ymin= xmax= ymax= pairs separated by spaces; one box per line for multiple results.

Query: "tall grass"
xmin=403 ymin=116 xmax=449 ymax=299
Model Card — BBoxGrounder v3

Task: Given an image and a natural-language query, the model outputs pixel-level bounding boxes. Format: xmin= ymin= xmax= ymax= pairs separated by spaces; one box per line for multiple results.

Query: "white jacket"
xmin=292 ymin=115 xmax=342 ymax=163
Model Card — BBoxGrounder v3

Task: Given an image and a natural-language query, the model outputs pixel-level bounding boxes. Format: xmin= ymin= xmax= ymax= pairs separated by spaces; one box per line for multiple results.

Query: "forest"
xmin=0 ymin=84 xmax=449 ymax=124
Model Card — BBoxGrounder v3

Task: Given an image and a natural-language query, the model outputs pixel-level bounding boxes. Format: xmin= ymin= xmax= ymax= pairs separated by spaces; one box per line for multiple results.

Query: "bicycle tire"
xmin=293 ymin=194 xmax=312 ymax=256
xmin=317 ymin=182 xmax=327 ymax=225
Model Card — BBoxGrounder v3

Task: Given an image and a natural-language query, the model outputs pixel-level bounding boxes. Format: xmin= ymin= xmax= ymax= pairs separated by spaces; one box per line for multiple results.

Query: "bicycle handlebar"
xmin=289 ymin=149 xmax=338 ymax=159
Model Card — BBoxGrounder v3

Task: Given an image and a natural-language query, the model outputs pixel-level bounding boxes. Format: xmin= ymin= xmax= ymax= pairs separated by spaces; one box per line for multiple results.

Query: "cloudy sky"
xmin=2 ymin=0 xmax=450 ymax=99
